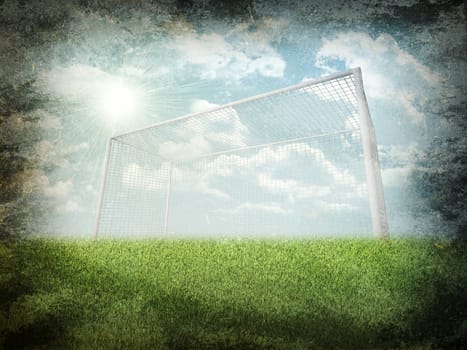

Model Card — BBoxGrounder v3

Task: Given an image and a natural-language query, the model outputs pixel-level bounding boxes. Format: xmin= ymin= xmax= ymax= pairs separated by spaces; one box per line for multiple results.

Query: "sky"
xmin=0 ymin=0 xmax=465 ymax=238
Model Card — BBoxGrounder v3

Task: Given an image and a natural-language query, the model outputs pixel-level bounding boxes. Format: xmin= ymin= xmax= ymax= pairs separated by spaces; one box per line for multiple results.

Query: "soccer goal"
xmin=94 ymin=68 xmax=389 ymax=239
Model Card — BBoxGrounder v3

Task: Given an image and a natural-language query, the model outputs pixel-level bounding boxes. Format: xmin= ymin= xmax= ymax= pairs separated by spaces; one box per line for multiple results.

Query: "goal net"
xmin=94 ymin=68 xmax=389 ymax=238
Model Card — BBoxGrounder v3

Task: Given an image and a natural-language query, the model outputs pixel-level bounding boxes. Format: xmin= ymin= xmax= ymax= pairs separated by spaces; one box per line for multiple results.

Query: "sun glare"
xmin=97 ymin=79 xmax=141 ymax=123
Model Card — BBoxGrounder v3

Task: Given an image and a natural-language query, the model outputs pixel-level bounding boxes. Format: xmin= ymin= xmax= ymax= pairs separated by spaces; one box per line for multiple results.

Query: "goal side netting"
xmin=94 ymin=68 xmax=389 ymax=238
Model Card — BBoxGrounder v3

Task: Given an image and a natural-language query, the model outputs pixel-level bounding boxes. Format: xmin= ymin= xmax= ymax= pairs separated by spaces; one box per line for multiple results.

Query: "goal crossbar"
xmin=113 ymin=69 xmax=356 ymax=140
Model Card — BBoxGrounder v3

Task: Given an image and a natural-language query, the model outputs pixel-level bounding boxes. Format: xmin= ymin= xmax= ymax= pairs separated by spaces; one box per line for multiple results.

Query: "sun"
xmin=96 ymin=79 xmax=141 ymax=123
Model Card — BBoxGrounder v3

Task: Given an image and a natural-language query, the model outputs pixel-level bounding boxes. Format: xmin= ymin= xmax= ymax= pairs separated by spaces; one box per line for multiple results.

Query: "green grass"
xmin=0 ymin=238 xmax=466 ymax=350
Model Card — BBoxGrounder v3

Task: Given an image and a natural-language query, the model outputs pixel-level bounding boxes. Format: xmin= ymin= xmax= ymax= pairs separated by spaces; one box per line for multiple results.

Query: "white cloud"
xmin=345 ymin=113 xmax=360 ymax=130
xmin=32 ymin=110 xmax=63 ymax=130
xmin=257 ymin=173 xmax=331 ymax=199
xmin=248 ymin=56 xmax=286 ymax=78
xmin=315 ymin=32 xmax=440 ymax=124
xmin=34 ymin=141 xmax=89 ymax=169
xmin=39 ymin=64 xmax=110 ymax=99
xmin=20 ymin=169 xmax=49 ymax=195
xmin=57 ymin=199 xmax=83 ymax=214
xmin=159 ymin=135 xmax=211 ymax=161
xmin=193 ymin=142 xmax=364 ymax=206
xmin=117 ymin=63 xmax=171 ymax=79
xmin=378 ymin=143 xmax=418 ymax=188
xmin=205 ymin=145 xmax=288 ymax=174
xmin=159 ymin=104 xmax=249 ymax=161
xmin=121 ymin=163 xmax=167 ymax=191
xmin=44 ymin=179 xmax=73 ymax=199
xmin=67 ymin=142 xmax=89 ymax=153
xmin=382 ymin=167 xmax=411 ymax=187
xmin=301 ymin=79 xmax=356 ymax=104
xmin=118 ymin=65 xmax=145 ymax=78
xmin=39 ymin=115 xmax=62 ymax=130
xmin=215 ymin=201 xmax=291 ymax=215
xmin=121 ymin=162 xmax=231 ymax=201
xmin=169 ymin=32 xmax=285 ymax=80
xmin=190 ymin=99 xmax=220 ymax=113
xmin=206 ymin=142 xmax=358 ymax=188
xmin=161 ymin=142 xmax=357 ymax=203
xmin=122 ymin=163 xmax=142 ymax=188
xmin=203 ymin=107 xmax=249 ymax=149
xmin=194 ymin=181 xmax=232 ymax=201
xmin=170 ymin=165 xmax=232 ymax=201
xmin=378 ymin=143 xmax=418 ymax=166
xmin=309 ymin=200 xmax=354 ymax=218
xmin=34 ymin=141 xmax=68 ymax=168
xmin=85 ymin=184 xmax=98 ymax=196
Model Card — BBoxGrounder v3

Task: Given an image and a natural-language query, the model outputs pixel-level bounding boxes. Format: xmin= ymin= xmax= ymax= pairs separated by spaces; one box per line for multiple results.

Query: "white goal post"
xmin=94 ymin=68 xmax=389 ymax=239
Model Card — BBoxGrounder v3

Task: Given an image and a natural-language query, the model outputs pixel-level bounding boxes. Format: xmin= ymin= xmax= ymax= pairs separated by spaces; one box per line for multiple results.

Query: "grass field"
xmin=0 ymin=238 xmax=466 ymax=350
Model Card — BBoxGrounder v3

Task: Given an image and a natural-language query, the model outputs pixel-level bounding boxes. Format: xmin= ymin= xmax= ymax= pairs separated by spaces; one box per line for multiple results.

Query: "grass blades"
xmin=0 ymin=238 xmax=466 ymax=349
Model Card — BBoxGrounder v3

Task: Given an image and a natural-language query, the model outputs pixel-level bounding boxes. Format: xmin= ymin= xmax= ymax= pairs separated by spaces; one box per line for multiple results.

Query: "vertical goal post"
xmin=353 ymin=68 xmax=389 ymax=238
xmin=94 ymin=68 xmax=389 ymax=239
